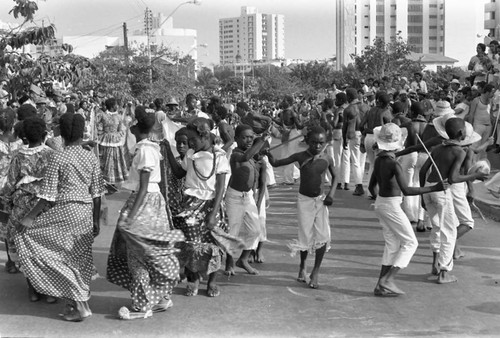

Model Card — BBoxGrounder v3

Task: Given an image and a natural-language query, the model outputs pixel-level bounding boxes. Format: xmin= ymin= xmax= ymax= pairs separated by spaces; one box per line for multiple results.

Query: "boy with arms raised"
xmin=225 ymin=125 xmax=268 ymax=275
xmin=420 ymin=118 xmax=488 ymax=284
xmin=369 ymin=123 xmax=446 ymax=296
xmin=267 ymin=126 xmax=335 ymax=289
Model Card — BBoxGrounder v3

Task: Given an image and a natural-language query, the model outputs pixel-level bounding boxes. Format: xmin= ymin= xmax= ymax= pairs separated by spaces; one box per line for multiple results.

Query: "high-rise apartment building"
xmin=336 ymin=0 xmax=484 ymax=69
xmin=485 ymin=0 xmax=500 ymax=39
xmin=219 ymin=6 xmax=285 ymax=65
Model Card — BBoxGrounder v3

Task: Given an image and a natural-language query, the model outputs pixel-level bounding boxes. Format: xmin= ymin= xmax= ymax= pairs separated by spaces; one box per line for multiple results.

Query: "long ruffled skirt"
xmin=106 ymin=192 xmax=185 ymax=311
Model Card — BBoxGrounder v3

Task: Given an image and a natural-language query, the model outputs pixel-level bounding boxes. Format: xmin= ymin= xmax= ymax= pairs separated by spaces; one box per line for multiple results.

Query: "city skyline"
xmin=0 ymin=0 xmax=335 ymax=65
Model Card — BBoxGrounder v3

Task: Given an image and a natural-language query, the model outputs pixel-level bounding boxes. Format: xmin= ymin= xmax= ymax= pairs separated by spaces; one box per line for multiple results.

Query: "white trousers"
xmin=364 ymin=133 xmax=377 ymax=184
xmin=262 ymin=155 xmax=276 ymax=186
xmin=340 ymin=131 xmax=363 ymax=184
xmin=281 ymin=128 xmax=301 ymax=183
xmin=424 ymin=188 xmax=458 ymax=272
xmin=374 ymin=196 xmax=418 ymax=269
xmin=288 ymin=193 xmax=331 ymax=255
xmin=225 ymin=187 xmax=261 ymax=250
xmin=332 ymin=130 xmax=343 ymax=176
xmin=400 ymin=152 xmax=419 ymax=222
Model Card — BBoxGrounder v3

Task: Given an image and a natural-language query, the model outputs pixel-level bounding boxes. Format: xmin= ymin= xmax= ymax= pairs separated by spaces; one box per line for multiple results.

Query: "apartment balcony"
xmin=485 ymin=2 xmax=497 ymax=13
xmin=485 ymin=19 xmax=497 ymax=29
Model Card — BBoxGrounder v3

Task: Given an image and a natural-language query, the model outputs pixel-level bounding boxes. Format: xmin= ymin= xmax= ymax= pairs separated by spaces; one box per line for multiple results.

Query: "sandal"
xmin=152 ymin=298 xmax=173 ymax=313
xmin=62 ymin=306 xmax=85 ymax=322
xmin=207 ymin=285 xmax=220 ymax=297
xmin=118 ymin=307 xmax=153 ymax=320
xmin=185 ymin=282 xmax=199 ymax=297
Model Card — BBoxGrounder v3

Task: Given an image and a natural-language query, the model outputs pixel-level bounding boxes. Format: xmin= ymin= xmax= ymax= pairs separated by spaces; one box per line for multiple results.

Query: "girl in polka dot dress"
xmin=1 ymin=117 xmax=54 ymax=299
xmin=165 ymin=117 xmax=240 ymax=298
xmin=106 ymin=108 xmax=185 ymax=320
xmin=17 ymin=113 xmax=105 ymax=322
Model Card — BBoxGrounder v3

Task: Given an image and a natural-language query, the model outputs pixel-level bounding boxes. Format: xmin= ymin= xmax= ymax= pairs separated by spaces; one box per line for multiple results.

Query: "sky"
xmin=0 ymin=0 xmax=335 ymax=66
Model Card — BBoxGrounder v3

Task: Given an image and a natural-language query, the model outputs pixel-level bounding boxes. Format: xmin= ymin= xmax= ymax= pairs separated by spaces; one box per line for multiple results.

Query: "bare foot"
xmin=453 ymin=246 xmax=465 ymax=260
xmin=379 ymin=280 xmax=405 ymax=295
xmin=235 ymin=259 xmax=259 ymax=275
xmin=308 ymin=272 xmax=319 ymax=289
xmin=297 ymin=268 xmax=307 ymax=283
xmin=254 ymin=251 xmax=264 ymax=263
xmin=224 ymin=268 xmax=235 ymax=276
xmin=431 ymin=264 xmax=439 ymax=276
xmin=437 ymin=271 xmax=458 ymax=284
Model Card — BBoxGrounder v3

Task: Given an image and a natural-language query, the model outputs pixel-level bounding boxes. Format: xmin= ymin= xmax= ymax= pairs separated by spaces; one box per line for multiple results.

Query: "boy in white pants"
xmin=369 ymin=123 xmax=446 ymax=296
xmin=225 ymin=125 xmax=268 ymax=275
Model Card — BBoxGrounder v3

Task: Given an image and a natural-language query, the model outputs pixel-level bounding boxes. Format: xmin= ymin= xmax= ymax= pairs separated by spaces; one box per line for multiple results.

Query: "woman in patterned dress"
xmin=17 ymin=113 xmax=105 ymax=322
xmin=1 ymin=118 xmax=53 ymax=298
xmin=0 ymin=108 xmax=23 ymax=273
xmin=164 ymin=117 xmax=239 ymax=298
xmin=96 ymin=97 xmax=128 ymax=186
xmin=106 ymin=109 xmax=185 ymax=320
xmin=159 ymin=127 xmax=188 ymax=226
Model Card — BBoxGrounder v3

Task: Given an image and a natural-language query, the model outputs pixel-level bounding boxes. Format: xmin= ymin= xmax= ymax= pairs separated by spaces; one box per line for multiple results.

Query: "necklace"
xmin=193 ymin=148 xmax=217 ymax=181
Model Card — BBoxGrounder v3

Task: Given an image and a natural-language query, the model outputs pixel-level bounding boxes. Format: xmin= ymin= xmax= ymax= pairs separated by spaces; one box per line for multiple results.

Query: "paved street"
xmin=2 ymin=167 xmax=500 ymax=337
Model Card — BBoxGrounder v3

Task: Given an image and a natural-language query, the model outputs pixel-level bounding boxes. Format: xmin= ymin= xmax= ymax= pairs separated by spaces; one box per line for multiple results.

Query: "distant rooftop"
xmin=408 ymin=53 xmax=458 ymax=64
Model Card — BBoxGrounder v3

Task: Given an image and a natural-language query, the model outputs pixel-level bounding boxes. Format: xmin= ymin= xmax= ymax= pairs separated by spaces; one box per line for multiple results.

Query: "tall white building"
xmin=336 ymin=0 xmax=484 ymax=68
xmin=219 ymin=6 xmax=285 ymax=65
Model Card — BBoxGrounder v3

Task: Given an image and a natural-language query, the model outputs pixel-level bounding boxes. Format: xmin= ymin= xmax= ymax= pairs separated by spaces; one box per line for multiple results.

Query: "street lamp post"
xmin=147 ymin=0 xmax=202 ymax=92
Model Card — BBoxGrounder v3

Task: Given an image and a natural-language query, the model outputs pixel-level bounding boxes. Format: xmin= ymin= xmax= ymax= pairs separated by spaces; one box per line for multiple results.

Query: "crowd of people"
xmin=0 ymin=43 xmax=499 ymax=321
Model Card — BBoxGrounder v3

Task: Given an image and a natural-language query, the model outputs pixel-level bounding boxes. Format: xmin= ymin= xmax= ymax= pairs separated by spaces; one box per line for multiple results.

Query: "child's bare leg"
xmin=309 ymin=244 xmax=326 ymax=289
xmin=431 ymin=252 xmax=440 ymax=275
xmin=185 ymin=268 xmax=199 ymax=297
xmin=255 ymin=242 xmax=265 ymax=263
xmin=225 ymin=254 xmax=235 ymax=276
xmin=207 ymin=272 xmax=220 ymax=297
xmin=453 ymin=224 xmax=471 ymax=259
xmin=379 ymin=266 xmax=405 ymax=295
xmin=236 ymin=250 xmax=259 ymax=275
xmin=4 ymin=241 xmax=18 ymax=273
xmin=297 ymin=250 xmax=308 ymax=282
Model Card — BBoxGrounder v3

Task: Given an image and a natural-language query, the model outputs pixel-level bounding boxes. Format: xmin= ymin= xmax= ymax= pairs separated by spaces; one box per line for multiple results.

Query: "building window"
xmin=408 ymin=15 xmax=423 ymax=23
xmin=429 ymin=25 xmax=437 ymax=29
xmin=429 ymin=15 xmax=437 ymax=18
xmin=430 ymin=4 xmax=437 ymax=8
xmin=376 ymin=15 xmax=384 ymax=22
xmin=408 ymin=4 xmax=423 ymax=11
xmin=408 ymin=36 xmax=423 ymax=44
xmin=408 ymin=26 xmax=422 ymax=33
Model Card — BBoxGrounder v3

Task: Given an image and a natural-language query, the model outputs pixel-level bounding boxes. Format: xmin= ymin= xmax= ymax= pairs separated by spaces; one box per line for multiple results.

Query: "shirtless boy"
xmin=267 ymin=126 xmax=335 ymax=289
xmin=419 ymin=118 xmax=488 ymax=284
xmin=225 ymin=125 xmax=268 ymax=275
xmin=369 ymin=123 xmax=446 ymax=296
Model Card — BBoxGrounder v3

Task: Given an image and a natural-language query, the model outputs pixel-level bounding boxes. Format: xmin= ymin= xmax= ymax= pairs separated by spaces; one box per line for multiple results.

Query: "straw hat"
xmin=374 ymin=123 xmax=408 ymax=151
xmin=433 ymin=100 xmax=454 ymax=117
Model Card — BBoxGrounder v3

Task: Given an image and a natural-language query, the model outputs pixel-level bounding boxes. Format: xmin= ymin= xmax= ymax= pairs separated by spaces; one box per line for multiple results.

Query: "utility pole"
xmin=123 ymin=22 xmax=129 ymax=65
xmin=144 ymin=8 xmax=153 ymax=90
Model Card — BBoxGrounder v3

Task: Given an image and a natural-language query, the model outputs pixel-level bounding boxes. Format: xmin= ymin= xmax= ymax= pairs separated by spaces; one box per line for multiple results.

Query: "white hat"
xmin=166 ymin=97 xmax=179 ymax=106
xmin=468 ymin=159 xmax=491 ymax=175
xmin=433 ymin=100 xmax=454 ymax=117
xmin=434 ymin=114 xmax=481 ymax=145
xmin=450 ymin=79 xmax=461 ymax=85
xmin=374 ymin=123 xmax=408 ymax=151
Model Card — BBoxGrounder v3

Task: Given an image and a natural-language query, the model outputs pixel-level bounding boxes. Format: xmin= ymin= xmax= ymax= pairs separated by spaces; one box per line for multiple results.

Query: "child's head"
xmin=305 ymin=126 xmax=326 ymax=155
xmin=16 ymin=104 xmax=37 ymax=121
xmin=135 ymin=112 xmax=155 ymax=135
xmin=0 ymin=108 xmax=16 ymax=133
xmin=175 ymin=127 xmax=189 ymax=156
xmin=445 ymin=118 xmax=466 ymax=141
xmin=134 ymin=105 xmax=147 ymax=121
xmin=105 ymin=98 xmax=117 ymax=111
xmin=392 ymin=101 xmax=404 ymax=114
xmin=22 ymin=117 xmax=47 ymax=145
xmin=234 ymin=124 xmax=254 ymax=150
xmin=186 ymin=117 xmax=212 ymax=152
xmin=60 ymin=112 xmax=85 ymax=143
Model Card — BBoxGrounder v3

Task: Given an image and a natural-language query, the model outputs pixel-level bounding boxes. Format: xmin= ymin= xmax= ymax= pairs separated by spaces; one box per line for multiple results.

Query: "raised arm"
xmin=266 ymin=151 xmax=299 ymax=167
xmin=162 ymin=140 xmax=186 ymax=179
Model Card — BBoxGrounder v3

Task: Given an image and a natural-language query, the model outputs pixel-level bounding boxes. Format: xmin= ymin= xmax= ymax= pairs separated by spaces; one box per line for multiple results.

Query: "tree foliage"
xmin=353 ymin=33 xmax=423 ymax=80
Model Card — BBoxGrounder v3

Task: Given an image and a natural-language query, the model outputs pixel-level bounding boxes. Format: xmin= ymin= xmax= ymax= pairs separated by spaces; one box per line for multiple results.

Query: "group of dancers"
xmin=0 ymin=85 xmax=492 ymax=322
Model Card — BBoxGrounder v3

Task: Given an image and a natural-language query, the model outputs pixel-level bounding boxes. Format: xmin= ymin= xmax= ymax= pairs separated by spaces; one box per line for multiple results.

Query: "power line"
xmin=75 ymin=14 xmax=142 ymax=39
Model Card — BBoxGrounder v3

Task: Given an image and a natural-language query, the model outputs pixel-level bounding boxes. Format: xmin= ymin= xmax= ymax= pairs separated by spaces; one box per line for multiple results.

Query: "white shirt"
xmin=122 ymin=139 xmax=161 ymax=193
xmin=182 ymin=148 xmax=230 ymax=200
